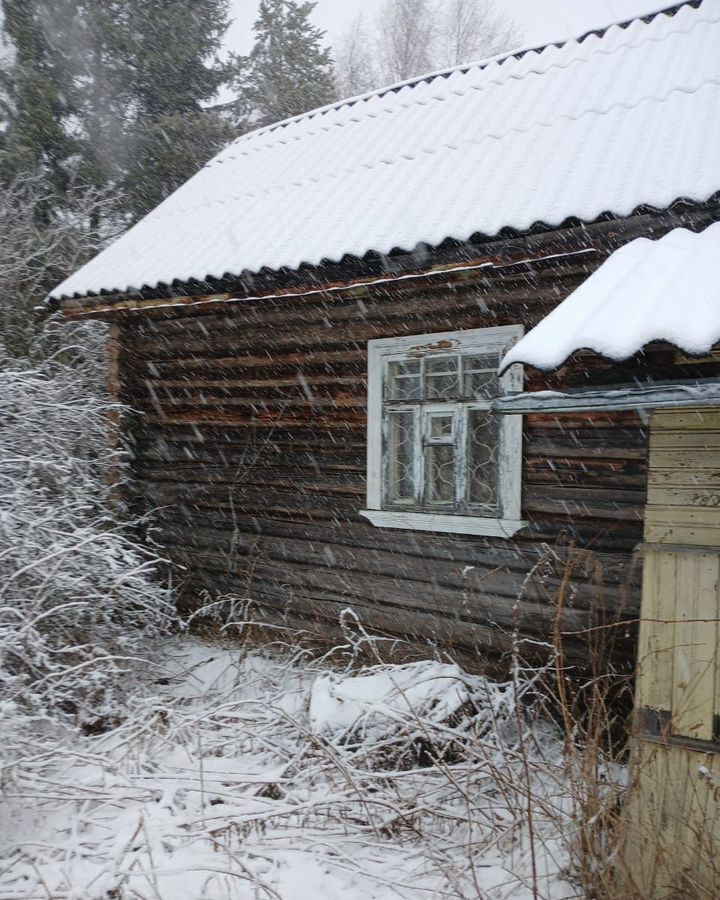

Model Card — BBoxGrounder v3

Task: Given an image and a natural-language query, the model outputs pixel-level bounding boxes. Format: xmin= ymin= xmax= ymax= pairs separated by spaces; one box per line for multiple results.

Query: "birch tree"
xmin=440 ymin=0 xmax=520 ymax=67
xmin=335 ymin=15 xmax=377 ymax=99
xmin=378 ymin=0 xmax=435 ymax=84
xmin=336 ymin=0 xmax=522 ymax=97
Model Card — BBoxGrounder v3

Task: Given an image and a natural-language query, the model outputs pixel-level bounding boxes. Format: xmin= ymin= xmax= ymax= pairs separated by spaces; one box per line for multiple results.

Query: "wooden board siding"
xmin=646 ymin=409 xmax=720 ymax=546
xmin=637 ymin=407 xmax=720 ymax=739
xmin=100 ymin=244 xmax=669 ymax=672
xmin=637 ymin=547 xmax=720 ymax=742
xmin=622 ymin=408 xmax=720 ymax=898
xmin=621 ymin=741 xmax=720 ymax=898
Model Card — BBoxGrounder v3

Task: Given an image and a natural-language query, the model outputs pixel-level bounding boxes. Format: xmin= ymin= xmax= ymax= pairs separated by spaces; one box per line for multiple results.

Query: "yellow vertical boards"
xmin=622 ymin=408 xmax=720 ymax=898
xmin=622 ymin=742 xmax=720 ymax=897
xmin=645 ymin=408 xmax=720 ymax=547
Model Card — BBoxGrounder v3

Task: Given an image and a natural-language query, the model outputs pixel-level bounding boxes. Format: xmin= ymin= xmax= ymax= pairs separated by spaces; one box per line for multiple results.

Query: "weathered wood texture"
xmin=646 ymin=408 xmax=720 ymax=546
xmin=623 ymin=408 xmax=720 ymax=898
xmin=106 ymin=323 xmax=122 ymax=498
xmin=621 ymin=741 xmax=720 ymax=898
xmin=637 ymin=547 xmax=720 ymax=742
xmin=99 ymin=215 xmax=720 ymax=671
xmin=638 ymin=409 xmax=720 ymax=741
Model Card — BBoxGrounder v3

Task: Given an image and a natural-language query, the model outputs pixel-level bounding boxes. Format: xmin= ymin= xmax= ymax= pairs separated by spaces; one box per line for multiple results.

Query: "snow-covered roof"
xmin=51 ymin=0 xmax=720 ymax=302
xmin=499 ymin=223 xmax=720 ymax=372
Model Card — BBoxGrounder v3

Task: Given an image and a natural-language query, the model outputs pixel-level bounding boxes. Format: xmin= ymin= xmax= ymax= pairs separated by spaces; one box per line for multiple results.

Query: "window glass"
xmin=426 ymin=445 xmax=455 ymax=504
xmin=387 ymin=411 xmax=416 ymax=502
xmin=387 ymin=360 xmax=421 ymax=401
xmin=371 ymin=325 xmax=522 ymax=523
xmin=429 ymin=413 xmax=454 ymax=439
xmin=424 ymin=356 xmax=459 ymax=400
xmin=467 ymin=409 xmax=499 ymax=509
xmin=463 ymin=354 xmax=499 ymax=400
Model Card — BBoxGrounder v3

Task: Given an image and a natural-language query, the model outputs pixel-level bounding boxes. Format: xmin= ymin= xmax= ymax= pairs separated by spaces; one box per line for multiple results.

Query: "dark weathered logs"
xmin=94 ymin=209 xmax=720 ymax=671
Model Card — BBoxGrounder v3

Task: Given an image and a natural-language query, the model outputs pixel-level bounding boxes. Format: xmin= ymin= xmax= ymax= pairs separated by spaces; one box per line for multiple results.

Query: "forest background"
xmin=0 ymin=0 xmax=520 ymax=354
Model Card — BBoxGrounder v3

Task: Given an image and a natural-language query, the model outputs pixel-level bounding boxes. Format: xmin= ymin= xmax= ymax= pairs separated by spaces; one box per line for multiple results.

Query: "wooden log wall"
xmin=100 ymin=220 xmax=720 ymax=673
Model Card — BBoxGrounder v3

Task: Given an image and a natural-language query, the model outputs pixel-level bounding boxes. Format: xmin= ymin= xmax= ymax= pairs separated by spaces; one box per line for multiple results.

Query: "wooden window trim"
xmin=362 ymin=325 xmax=526 ymax=538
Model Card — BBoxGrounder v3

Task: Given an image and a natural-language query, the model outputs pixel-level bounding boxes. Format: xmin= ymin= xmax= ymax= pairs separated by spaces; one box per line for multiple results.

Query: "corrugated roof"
xmin=499 ymin=222 xmax=720 ymax=372
xmin=51 ymin=0 xmax=720 ymax=301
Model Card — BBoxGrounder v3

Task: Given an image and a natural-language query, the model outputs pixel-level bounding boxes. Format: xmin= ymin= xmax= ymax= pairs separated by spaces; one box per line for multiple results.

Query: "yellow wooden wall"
xmin=622 ymin=742 xmax=720 ymax=898
xmin=645 ymin=408 xmax=720 ymax=547
xmin=622 ymin=408 xmax=720 ymax=898
xmin=638 ymin=547 xmax=720 ymax=743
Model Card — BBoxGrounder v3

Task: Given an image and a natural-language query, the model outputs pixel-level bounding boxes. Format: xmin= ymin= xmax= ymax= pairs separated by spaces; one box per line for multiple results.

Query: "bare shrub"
xmin=0 ymin=173 xmax=122 ymax=361
xmin=0 ymin=348 xmax=176 ymax=734
xmin=336 ymin=0 xmax=523 ymax=96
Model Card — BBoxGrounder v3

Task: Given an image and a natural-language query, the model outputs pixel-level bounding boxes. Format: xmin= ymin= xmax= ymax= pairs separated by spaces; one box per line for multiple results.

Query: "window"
xmin=361 ymin=326 xmax=525 ymax=538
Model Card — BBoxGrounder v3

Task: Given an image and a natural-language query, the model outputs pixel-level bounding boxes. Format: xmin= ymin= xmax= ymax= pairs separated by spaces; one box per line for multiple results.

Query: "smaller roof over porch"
xmin=500 ymin=223 xmax=720 ymax=375
xmin=495 ymin=223 xmax=720 ymax=414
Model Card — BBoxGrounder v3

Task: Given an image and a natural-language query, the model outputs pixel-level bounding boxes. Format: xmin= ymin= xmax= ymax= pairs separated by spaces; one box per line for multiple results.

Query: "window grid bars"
xmin=366 ymin=325 xmax=524 ymax=534
xmin=382 ymin=351 xmax=502 ymax=514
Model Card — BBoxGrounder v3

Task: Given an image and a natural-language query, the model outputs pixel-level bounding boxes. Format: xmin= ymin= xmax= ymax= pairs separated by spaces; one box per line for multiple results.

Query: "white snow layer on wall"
xmin=52 ymin=0 xmax=720 ymax=300
xmin=499 ymin=223 xmax=720 ymax=372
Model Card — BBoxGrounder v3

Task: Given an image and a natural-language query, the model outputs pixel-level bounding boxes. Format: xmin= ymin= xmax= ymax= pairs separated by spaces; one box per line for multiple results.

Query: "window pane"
xmin=467 ymin=409 xmax=499 ymax=509
xmin=425 ymin=356 xmax=459 ymax=399
xmin=429 ymin=413 xmax=454 ymax=439
xmin=387 ymin=360 xmax=421 ymax=401
xmin=463 ymin=354 xmax=499 ymax=400
xmin=387 ymin=411 xmax=416 ymax=502
xmin=426 ymin=445 xmax=455 ymax=504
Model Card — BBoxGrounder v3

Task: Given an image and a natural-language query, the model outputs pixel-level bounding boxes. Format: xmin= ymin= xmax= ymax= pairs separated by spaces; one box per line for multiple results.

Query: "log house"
xmin=49 ymin=0 xmax=720 ymax=672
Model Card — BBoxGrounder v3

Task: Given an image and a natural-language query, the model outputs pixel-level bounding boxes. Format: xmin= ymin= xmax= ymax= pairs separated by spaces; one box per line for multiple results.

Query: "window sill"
xmin=359 ymin=510 xmax=527 ymax=538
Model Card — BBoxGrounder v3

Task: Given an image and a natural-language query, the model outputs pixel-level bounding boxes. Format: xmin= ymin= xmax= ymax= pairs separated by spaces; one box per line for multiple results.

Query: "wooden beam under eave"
xmin=56 ymin=251 xmax=592 ymax=322
xmin=58 ymin=292 xmax=234 ymax=320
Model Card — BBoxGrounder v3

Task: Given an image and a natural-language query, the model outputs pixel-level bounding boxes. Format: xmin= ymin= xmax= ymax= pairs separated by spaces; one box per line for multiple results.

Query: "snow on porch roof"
xmin=51 ymin=0 xmax=720 ymax=302
xmin=499 ymin=223 xmax=720 ymax=373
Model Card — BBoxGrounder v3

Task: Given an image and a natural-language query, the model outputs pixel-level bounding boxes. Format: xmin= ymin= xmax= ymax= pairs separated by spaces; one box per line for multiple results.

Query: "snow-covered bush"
xmin=309 ymin=660 xmax=523 ymax=769
xmin=0 ymin=165 xmax=174 ymax=744
xmin=0 ymin=174 xmax=121 ymax=362
xmin=0 ymin=339 xmax=176 ymax=735
xmin=0 ymin=637 xmax=581 ymax=899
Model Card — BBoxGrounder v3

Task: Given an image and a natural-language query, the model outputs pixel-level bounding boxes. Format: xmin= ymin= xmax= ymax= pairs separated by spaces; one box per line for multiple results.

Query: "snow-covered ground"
xmin=0 ymin=637 xmax=582 ymax=899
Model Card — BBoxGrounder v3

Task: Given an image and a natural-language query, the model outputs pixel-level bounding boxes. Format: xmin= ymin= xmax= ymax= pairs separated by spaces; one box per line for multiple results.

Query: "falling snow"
xmin=51 ymin=0 xmax=720 ymax=301
xmin=0 ymin=637 xmax=581 ymax=900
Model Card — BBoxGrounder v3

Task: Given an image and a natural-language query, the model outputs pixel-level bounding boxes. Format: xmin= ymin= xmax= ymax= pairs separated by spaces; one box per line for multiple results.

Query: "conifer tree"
xmin=0 ymin=0 xmax=236 ymax=225
xmin=238 ymin=0 xmax=336 ymax=129
xmin=67 ymin=3 xmax=129 ymax=193
xmin=0 ymin=0 xmax=78 ymax=214
xmin=117 ymin=0 xmax=236 ymax=221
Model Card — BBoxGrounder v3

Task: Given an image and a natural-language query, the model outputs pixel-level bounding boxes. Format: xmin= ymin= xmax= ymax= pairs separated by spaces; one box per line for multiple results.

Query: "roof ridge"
xmin=225 ymin=0 xmax=705 ymax=146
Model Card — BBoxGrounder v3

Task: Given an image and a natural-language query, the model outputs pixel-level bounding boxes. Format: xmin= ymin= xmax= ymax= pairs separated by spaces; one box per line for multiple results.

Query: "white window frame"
xmin=361 ymin=325 xmax=526 ymax=538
